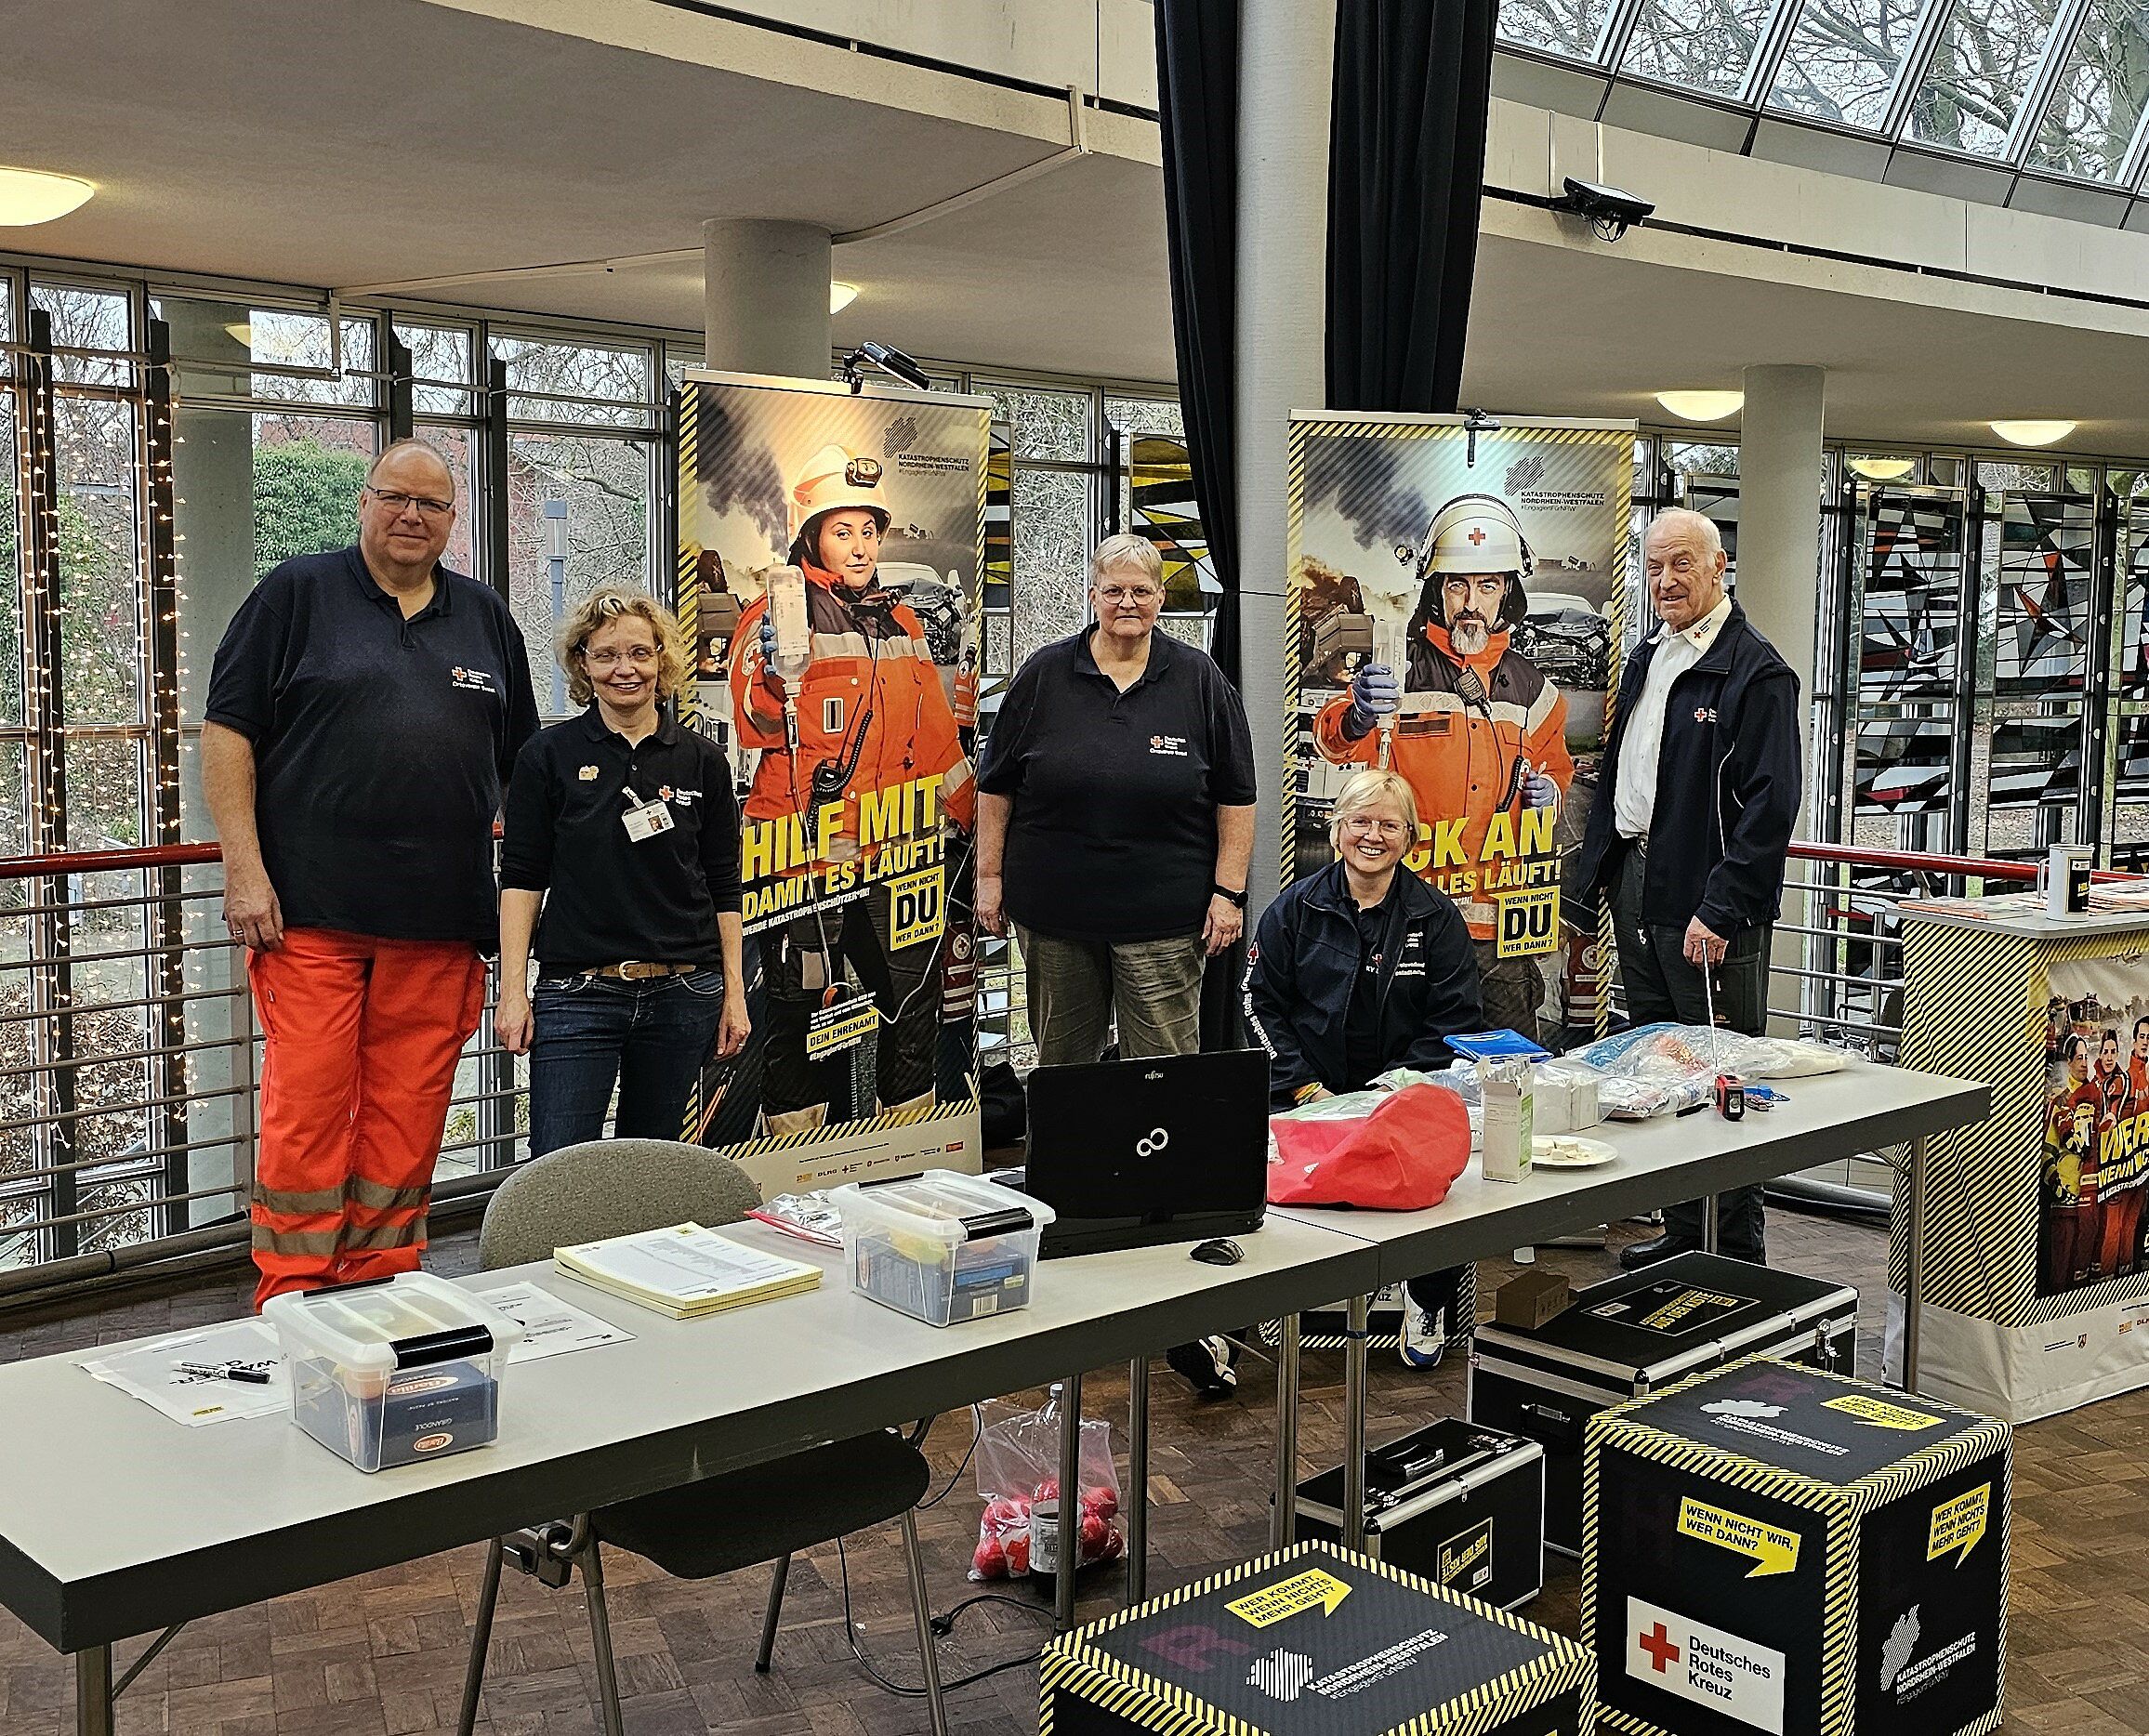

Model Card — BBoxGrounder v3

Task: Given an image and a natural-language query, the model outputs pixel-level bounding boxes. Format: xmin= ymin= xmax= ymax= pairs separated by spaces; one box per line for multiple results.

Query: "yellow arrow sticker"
xmin=1226 ymin=1568 xmax=1352 ymax=1627
xmin=1677 ymin=1496 xmax=1800 ymax=1578
xmin=1928 ymin=1484 xmax=1990 ymax=1566
xmin=1822 ymin=1394 xmax=1945 ymax=1431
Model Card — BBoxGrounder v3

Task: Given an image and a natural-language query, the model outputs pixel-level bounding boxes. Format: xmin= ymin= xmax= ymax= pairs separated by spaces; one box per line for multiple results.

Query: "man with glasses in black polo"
xmin=204 ymin=438 xmax=537 ymax=1308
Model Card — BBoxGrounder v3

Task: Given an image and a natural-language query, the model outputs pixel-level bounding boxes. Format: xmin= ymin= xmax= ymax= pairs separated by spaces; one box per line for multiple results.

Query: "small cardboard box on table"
xmin=1582 ymin=1355 xmax=2009 ymax=1736
xmin=1038 ymin=1539 xmax=1591 ymax=1736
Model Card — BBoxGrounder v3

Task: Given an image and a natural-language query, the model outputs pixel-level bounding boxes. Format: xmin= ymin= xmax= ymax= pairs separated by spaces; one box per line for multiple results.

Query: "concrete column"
xmin=1737 ymin=363 xmax=1826 ymax=822
xmin=1235 ymin=0 xmax=1337 ymax=913
xmin=1738 ymin=363 xmax=1826 ymax=1044
xmin=702 ymin=218 xmax=833 ymax=379
xmin=160 ymin=301 xmax=258 ymax=1212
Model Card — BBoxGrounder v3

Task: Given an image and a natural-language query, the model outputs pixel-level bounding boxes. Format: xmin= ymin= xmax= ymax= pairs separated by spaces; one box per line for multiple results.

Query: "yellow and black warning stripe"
xmin=1585 ymin=1354 xmax=2004 ymax=1736
xmin=1043 ymin=1540 xmax=1591 ymax=1736
xmin=1896 ymin=921 xmax=2149 ymax=1326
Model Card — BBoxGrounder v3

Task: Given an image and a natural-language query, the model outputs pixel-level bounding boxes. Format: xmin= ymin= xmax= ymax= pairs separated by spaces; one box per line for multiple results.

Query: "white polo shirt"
xmin=1615 ymin=595 xmax=1733 ymax=842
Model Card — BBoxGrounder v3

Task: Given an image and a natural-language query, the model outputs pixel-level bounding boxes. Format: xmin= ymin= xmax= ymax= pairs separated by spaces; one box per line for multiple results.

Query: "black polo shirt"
xmin=204 ymin=546 xmax=538 ymax=947
xmin=978 ymin=627 xmax=1257 ymax=942
xmin=499 ymin=709 xmax=742 ymax=973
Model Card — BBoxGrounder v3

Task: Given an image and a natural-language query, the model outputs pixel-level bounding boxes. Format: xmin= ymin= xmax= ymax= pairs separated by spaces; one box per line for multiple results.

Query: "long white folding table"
xmin=1272 ymin=1059 xmax=1989 ymax=1547
xmin=0 ymin=1059 xmax=1989 ymax=1734
xmin=0 ymin=1216 xmax=1378 ymax=1736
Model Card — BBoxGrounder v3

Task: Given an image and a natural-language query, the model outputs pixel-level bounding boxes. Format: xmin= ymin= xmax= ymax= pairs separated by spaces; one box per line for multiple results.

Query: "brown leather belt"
xmin=585 ymin=961 xmax=698 ymax=981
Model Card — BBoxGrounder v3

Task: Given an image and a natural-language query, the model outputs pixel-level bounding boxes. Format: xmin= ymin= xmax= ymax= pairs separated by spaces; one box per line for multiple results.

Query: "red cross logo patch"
xmin=1640 ymin=1622 xmax=1681 ymax=1674
xmin=1467 ymin=526 xmax=1487 ymax=546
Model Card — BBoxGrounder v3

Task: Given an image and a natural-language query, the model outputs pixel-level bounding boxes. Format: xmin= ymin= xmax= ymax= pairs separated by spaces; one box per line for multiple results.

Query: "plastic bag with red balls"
xmin=968 ymin=1391 xmax=1124 ymax=1582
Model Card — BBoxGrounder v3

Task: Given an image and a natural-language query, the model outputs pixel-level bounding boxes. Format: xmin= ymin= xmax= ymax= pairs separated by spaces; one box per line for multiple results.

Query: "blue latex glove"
xmin=1340 ymin=663 xmax=1400 ymax=741
xmin=757 ymin=616 xmax=784 ymax=693
xmin=1522 ymin=767 xmax=1559 ymax=809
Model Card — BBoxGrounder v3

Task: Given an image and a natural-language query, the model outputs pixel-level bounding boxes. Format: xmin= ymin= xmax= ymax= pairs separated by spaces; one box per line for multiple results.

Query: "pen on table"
xmin=175 ymin=1361 xmax=272 ymax=1385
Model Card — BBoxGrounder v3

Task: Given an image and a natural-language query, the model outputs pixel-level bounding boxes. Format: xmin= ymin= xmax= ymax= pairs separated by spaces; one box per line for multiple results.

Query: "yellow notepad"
xmin=554 ymin=1222 xmax=823 ymax=1321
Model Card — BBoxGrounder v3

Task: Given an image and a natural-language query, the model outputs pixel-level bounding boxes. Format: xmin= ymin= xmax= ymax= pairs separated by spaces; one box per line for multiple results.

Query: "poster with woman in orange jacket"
xmin=681 ymin=375 xmax=989 ymax=1157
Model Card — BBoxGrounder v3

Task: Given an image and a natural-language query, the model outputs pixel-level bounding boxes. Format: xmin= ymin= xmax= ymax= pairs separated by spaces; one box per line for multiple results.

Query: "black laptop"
xmin=1015 ymin=1050 xmax=1271 ymax=1258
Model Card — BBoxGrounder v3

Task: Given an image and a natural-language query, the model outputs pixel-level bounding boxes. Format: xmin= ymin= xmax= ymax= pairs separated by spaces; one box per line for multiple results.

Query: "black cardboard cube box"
xmin=1294 ymin=1418 xmax=1546 ymax=1610
xmin=1582 ymin=1355 xmax=2009 ymax=1736
xmin=1038 ymin=1540 xmax=1591 ymax=1736
xmin=1471 ymin=1251 xmax=1857 ymax=1556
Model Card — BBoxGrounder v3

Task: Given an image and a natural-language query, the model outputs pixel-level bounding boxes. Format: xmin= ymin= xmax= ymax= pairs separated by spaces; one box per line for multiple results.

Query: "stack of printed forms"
xmin=554 ymin=1221 xmax=822 ymax=1320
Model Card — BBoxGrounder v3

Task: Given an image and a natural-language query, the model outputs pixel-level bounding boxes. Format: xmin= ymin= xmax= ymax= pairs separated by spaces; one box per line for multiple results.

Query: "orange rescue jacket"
xmin=730 ymin=567 xmax=975 ymax=864
xmin=1314 ymin=620 xmax=1572 ymax=940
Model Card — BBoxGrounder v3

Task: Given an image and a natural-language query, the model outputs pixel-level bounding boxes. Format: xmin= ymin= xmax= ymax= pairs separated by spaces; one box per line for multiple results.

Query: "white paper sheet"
xmin=82 ymin=1319 xmax=287 ymax=1427
xmin=471 ymin=1279 xmax=636 ymax=1362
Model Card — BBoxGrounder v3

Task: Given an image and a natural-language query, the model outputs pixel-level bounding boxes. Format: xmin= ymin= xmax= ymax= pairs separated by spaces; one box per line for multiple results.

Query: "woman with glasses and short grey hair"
xmin=975 ymin=533 xmax=1257 ymax=1393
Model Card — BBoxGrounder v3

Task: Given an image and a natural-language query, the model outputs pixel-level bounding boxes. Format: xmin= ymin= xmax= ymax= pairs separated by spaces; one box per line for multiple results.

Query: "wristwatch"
xmin=1212 ymin=884 xmax=1247 ymax=908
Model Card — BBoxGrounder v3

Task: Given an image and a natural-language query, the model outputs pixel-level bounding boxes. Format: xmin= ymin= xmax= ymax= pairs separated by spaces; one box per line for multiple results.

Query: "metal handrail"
xmin=1785 ymin=840 xmax=2040 ymax=881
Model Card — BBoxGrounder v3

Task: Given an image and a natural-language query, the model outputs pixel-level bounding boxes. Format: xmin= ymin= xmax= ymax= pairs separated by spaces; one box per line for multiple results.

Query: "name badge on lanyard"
xmin=621 ymin=788 xmax=675 ymax=843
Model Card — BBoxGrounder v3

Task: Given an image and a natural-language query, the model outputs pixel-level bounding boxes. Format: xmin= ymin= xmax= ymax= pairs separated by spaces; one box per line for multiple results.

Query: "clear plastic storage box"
xmin=262 ymin=1271 xmax=524 ymax=1472
xmin=829 ymin=1171 xmax=1053 ymax=1327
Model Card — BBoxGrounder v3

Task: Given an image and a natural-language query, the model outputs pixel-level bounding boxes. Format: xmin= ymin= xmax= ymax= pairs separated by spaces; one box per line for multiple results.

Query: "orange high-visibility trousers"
xmin=248 ymin=927 xmax=487 ymax=1310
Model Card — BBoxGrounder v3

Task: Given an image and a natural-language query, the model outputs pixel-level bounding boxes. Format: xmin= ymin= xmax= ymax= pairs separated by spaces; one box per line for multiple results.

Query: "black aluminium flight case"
xmin=1468 ymin=1251 xmax=1857 ymax=1556
xmin=1293 ymin=1417 xmax=1547 ymax=1610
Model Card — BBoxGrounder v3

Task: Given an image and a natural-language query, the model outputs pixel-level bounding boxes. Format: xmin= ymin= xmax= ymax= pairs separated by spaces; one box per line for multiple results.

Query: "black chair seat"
xmin=592 ymin=1431 xmax=932 ymax=1580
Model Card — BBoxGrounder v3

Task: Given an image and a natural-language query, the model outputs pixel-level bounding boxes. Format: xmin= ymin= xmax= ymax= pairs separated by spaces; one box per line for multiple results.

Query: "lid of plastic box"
xmin=1045 ymin=1540 xmax=1589 ymax=1735
xmin=831 ymin=1169 xmax=1055 ymax=1248
xmin=1596 ymin=1354 xmax=2010 ymax=1493
xmin=262 ymin=1270 xmax=525 ymax=1374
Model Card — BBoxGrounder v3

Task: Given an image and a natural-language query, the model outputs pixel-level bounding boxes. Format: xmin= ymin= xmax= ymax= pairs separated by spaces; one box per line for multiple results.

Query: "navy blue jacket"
xmin=1244 ymin=861 xmax=1483 ymax=1111
xmin=1574 ymin=600 xmax=1801 ymax=934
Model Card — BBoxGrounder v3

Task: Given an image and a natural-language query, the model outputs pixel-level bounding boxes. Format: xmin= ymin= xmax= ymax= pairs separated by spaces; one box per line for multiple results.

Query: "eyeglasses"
xmin=1097 ymin=585 xmax=1162 ymax=605
xmin=365 ymin=486 xmax=455 ymax=519
xmin=585 ymin=647 xmax=658 ymax=669
xmin=1339 ymin=816 xmax=1411 ymax=839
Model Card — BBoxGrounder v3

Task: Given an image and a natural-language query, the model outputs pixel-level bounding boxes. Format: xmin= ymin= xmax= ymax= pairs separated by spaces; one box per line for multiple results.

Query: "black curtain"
xmin=1154 ymin=0 xmax=1242 ymax=686
xmin=1326 ymin=0 xmax=1497 ymax=414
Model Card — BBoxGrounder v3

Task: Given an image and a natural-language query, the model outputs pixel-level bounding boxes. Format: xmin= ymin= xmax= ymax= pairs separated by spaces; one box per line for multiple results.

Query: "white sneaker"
xmin=1401 ymin=1304 xmax=1448 ymax=1370
xmin=1167 ymin=1335 xmax=1240 ymax=1398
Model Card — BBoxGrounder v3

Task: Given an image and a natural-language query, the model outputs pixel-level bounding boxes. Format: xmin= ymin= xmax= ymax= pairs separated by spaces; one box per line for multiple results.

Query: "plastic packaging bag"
xmin=969 ymin=1393 xmax=1123 ymax=1581
xmin=1566 ymin=1022 xmax=1850 ymax=1091
xmin=1269 ymin=1081 xmax=1472 ymax=1209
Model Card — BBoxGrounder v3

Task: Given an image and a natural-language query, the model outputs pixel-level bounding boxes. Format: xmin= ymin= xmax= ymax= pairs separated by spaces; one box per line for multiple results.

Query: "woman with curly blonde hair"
xmin=498 ymin=586 xmax=749 ymax=1155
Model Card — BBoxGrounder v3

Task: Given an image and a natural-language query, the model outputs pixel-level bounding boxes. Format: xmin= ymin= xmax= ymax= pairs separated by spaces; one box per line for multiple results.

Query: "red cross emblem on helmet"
xmin=1468 ymin=526 xmax=1487 ymax=546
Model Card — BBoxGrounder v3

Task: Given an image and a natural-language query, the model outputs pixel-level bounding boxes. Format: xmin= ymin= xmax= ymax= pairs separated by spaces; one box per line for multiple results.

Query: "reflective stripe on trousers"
xmin=248 ymin=927 xmax=486 ymax=1309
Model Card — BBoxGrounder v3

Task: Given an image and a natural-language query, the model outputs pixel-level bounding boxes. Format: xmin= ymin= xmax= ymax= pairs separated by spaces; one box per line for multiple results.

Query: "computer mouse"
xmin=1192 ymin=1238 xmax=1244 ymax=1267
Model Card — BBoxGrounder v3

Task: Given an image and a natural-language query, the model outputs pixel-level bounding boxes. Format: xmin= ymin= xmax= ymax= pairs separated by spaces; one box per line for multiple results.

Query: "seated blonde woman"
xmin=1245 ymin=768 xmax=1481 ymax=1366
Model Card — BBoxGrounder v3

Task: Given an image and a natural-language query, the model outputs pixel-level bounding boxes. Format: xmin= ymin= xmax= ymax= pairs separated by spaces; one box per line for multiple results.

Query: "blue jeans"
xmin=528 ymin=970 xmax=729 ymax=1159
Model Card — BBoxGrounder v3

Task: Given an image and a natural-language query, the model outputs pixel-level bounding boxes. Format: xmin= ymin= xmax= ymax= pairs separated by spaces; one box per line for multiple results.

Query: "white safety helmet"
xmin=788 ymin=441 xmax=891 ymax=543
xmin=1409 ymin=493 xmax=1535 ymax=581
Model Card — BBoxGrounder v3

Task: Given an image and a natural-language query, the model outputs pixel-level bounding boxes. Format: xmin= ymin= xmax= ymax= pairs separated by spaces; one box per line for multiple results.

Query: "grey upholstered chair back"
xmin=479 ymin=1138 xmax=763 ymax=1271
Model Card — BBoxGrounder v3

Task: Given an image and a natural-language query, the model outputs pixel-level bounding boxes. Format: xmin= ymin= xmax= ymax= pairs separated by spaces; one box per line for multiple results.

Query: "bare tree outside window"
xmin=1906 ymin=0 xmax=2066 ymax=155
xmin=2025 ymin=0 xmax=2149 ymax=180
xmin=1622 ymin=0 xmax=1777 ymax=93
xmin=1767 ymin=0 xmax=1926 ymax=127
xmin=1496 ymin=0 xmax=1617 ymax=59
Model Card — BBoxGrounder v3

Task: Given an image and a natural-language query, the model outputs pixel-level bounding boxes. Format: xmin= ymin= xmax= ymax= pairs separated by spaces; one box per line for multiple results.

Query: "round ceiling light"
xmin=1989 ymin=419 xmax=2076 ymax=447
xmin=0 ymin=167 xmax=93 ymax=227
xmin=1655 ymin=390 xmax=1744 ymax=422
xmin=830 ymin=281 xmax=859 ymax=315
xmin=1848 ymin=454 xmax=1917 ymax=480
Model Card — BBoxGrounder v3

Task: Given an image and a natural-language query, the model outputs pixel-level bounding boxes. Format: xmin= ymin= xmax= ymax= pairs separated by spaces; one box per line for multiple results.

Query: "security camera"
xmin=1550 ymin=177 xmax=1655 ymax=242
xmin=841 ymin=340 xmax=932 ymax=394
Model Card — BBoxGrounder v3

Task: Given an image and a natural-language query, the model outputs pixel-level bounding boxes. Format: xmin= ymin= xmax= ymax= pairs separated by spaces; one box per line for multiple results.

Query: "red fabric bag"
xmin=1267 ymin=1084 xmax=1471 ymax=1210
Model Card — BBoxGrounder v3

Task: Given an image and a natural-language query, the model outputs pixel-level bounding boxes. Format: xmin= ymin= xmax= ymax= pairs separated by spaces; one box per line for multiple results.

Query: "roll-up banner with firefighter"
xmin=1285 ymin=414 xmax=1634 ymax=1033
xmin=2042 ymin=955 xmax=2149 ymax=1296
xmin=679 ymin=370 xmax=989 ymax=1191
